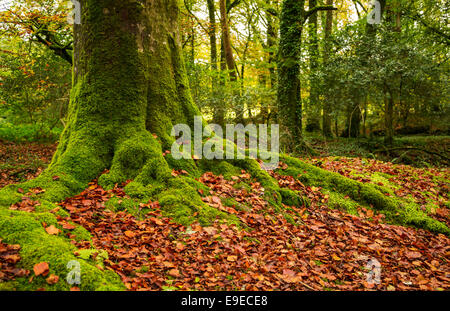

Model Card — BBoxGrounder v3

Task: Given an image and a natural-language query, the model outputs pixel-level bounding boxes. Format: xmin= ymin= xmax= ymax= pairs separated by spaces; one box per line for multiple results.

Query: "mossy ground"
xmin=1 ymin=135 xmax=448 ymax=290
xmin=0 ymin=140 xmax=449 ymax=290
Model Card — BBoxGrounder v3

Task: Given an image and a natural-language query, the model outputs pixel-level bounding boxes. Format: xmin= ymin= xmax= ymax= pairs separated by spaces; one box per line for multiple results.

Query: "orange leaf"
xmin=45 ymin=225 xmax=60 ymax=235
xmin=46 ymin=274 xmax=59 ymax=284
xmin=33 ymin=262 xmax=49 ymax=276
xmin=168 ymin=269 xmax=180 ymax=277
xmin=124 ymin=231 xmax=135 ymax=238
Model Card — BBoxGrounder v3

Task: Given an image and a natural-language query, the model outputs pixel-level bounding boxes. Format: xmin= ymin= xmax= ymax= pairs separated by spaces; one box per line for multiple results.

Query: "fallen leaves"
xmin=4 ymin=142 xmax=448 ymax=291
xmin=52 ymin=171 xmax=450 ymax=292
xmin=33 ymin=262 xmax=49 ymax=276
xmin=306 ymin=156 xmax=450 ymax=228
xmin=0 ymin=240 xmax=29 ymax=282
xmin=0 ymin=141 xmax=56 ymax=188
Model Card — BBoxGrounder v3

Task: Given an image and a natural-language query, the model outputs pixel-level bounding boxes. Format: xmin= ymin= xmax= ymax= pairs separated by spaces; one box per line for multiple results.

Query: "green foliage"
xmin=0 ymin=122 xmax=62 ymax=142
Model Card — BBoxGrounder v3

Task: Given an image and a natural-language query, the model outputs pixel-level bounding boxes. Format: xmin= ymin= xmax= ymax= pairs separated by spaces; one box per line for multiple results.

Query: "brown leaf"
xmin=124 ymin=230 xmax=135 ymax=238
xmin=45 ymin=225 xmax=60 ymax=235
xmin=168 ymin=269 xmax=180 ymax=277
xmin=46 ymin=274 xmax=59 ymax=284
xmin=33 ymin=262 xmax=49 ymax=276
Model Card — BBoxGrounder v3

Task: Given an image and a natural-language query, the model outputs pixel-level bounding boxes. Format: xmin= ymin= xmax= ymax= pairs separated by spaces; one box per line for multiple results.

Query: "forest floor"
xmin=1 ymin=137 xmax=449 ymax=291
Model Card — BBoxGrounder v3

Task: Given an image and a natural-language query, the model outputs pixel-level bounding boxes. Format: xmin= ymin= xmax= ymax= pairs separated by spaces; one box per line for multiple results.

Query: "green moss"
xmin=279 ymin=188 xmax=307 ymax=207
xmin=278 ymin=155 xmax=450 ymax=235
xmin=222 ymin=197 xmax=250 ymax=212
xmin=0 ymin=209 xmax=124 ymax=291
xmin=324 ymin=190 xmax=360 ymax=215
xmin=157 ymin=178 xmax=239 ymax=227
xmin=71 ymin=225 xmax=92 ymax=242
xmin=198 ymin=160 xmax=241 ymax=180
xmin=76 ymin=249 xmax=108 ymax=268
xmin=233 ymin=182 xmax=252 ymax=192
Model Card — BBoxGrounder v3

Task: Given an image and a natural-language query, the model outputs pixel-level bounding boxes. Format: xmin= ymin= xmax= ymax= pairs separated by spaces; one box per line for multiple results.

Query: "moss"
xmin=71 ymin=225 xmax=92 ymax=242
xmin=0 ymin=185 xmax=22 ymax=206
xmin=165 ymin=154 xmax=200 ymax=178
xmin=279 ymin=188 xmax=307 ymax=207
xmin=222 ymin=197 xmax=250 ymax=212
xmin=233 ymin=182 xmax=252 ymax=192
xmin=0 ymin=209 xmax=124 ymax=291
xmin=278 ymin=155 xmax=450 ymax=235
xmin=76 ymin=249 xmax=108 ymax=268
xmin=178 ymin=176 xmax=211 ymax=196
xmin=324 ymin=190 xmax=360 ymax=215
xmin=198 ymin=159 xmax=241 ymax=180
xmin=123 ymin=181 xmax=154 ymax=200
xmin=156 ymin=178 xmax=239 ymax=227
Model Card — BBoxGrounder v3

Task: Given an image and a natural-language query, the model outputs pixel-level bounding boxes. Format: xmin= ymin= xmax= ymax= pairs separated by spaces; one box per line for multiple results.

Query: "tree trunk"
xmin=384 ymin=87 xmax=394 ymax=145
xmin=322 ymin=0 xmax=333 ymax=138
xmin=278 ymin=0 xmax=305 ymax=150
xmin=207 ymin=0 xmax=225 ymax=126
xmin=207 ymin=0 xmax=218 ymax=76
xmin=266 ymin=0 xmax=278 ymax=90
xmin=344 ymin=0 xmax=386 ymax=138
xmin=35 ymin=0 xmax=201 ymax=200
xmin=305 ymin=0 xmax=321 ymax=133
xmin=219 ymin=0 xmax=237 ymax=81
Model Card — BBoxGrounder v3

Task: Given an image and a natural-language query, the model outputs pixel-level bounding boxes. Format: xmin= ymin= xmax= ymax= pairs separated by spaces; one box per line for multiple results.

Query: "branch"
xmin=304 ymin=5 xmax=337 ymax=22
xmin=227 ymin=0 xmax=242 ymax=13
xmin=404 ymin=12 xmax=450 ymax=45
xmin=374 ymin=146 xmax=450 ymax=162
xmin=183 ymin=0 xmax=209 ymax=35
xmin=33 ymin=32 xmax=73 ymax=65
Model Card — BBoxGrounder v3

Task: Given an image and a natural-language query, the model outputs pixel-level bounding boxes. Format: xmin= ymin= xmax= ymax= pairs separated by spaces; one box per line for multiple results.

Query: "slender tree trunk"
xmin=305 ymin=0 xmax=321 ymax=133
xmin=278 ymin=0 xmax=335 ymax=148
xmin=278 ymin=0 xmax=305 ymax=149
xmin=207 ymin=0 xmax=224 ymax=126
xmin=207 ymin=0 xmax=218 ymax=75
xmin=344 ymin=0 xmax=386 ymax=138
xmin=266 ymin=0 xmax=278 ymax=90
xmin=384 ymin=87 xmax=394 ymax=145
xmin=322 ymin=0 xmax=333 ymax=138
xmin=219 ymin=0 xmax=237 ymax=81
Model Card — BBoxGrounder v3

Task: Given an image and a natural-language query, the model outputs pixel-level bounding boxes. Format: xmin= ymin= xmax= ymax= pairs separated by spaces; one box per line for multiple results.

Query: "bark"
xmin=384 ymin=87 xmax=394 ymax=145
xmin=266 ymin=0 xmax=278 ymax=90
xmin=278 ymin=0 xmax=336 ymax=148
xmin=207 ymin=0 xmax=224 ymax=126
xmin=207 ymin=0 xmax=218 ymax=76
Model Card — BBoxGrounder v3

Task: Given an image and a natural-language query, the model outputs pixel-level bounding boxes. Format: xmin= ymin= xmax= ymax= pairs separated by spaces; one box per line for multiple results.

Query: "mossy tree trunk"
xmin=16 ymin=0 xmax=200 ymax=201
xmin=277 ymin=0 xmax=336 ymax=149
xmin=305 ymin=0 xmax=321 ymax=133
xmin=343 ymin=0 xmax=387 ymax=138
xmin=277 ymin=0 xmax=305 ymax=150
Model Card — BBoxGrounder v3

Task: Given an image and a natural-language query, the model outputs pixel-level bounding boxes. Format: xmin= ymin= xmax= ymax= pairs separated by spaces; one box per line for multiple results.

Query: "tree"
xmin=219 ymin=0 xmax=238 ymax=81
xmin=0 ymin=0 xmax=74 ymax=64
xmin=322 ymin=0 xmax=333 ymax=138
xmin=0 ymin=0 xmax=205 ymax=204
xmin=305 ymin=0 xmax=320 ymax=133
xmin=277 ymin=0 xmax=335 ymax=149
